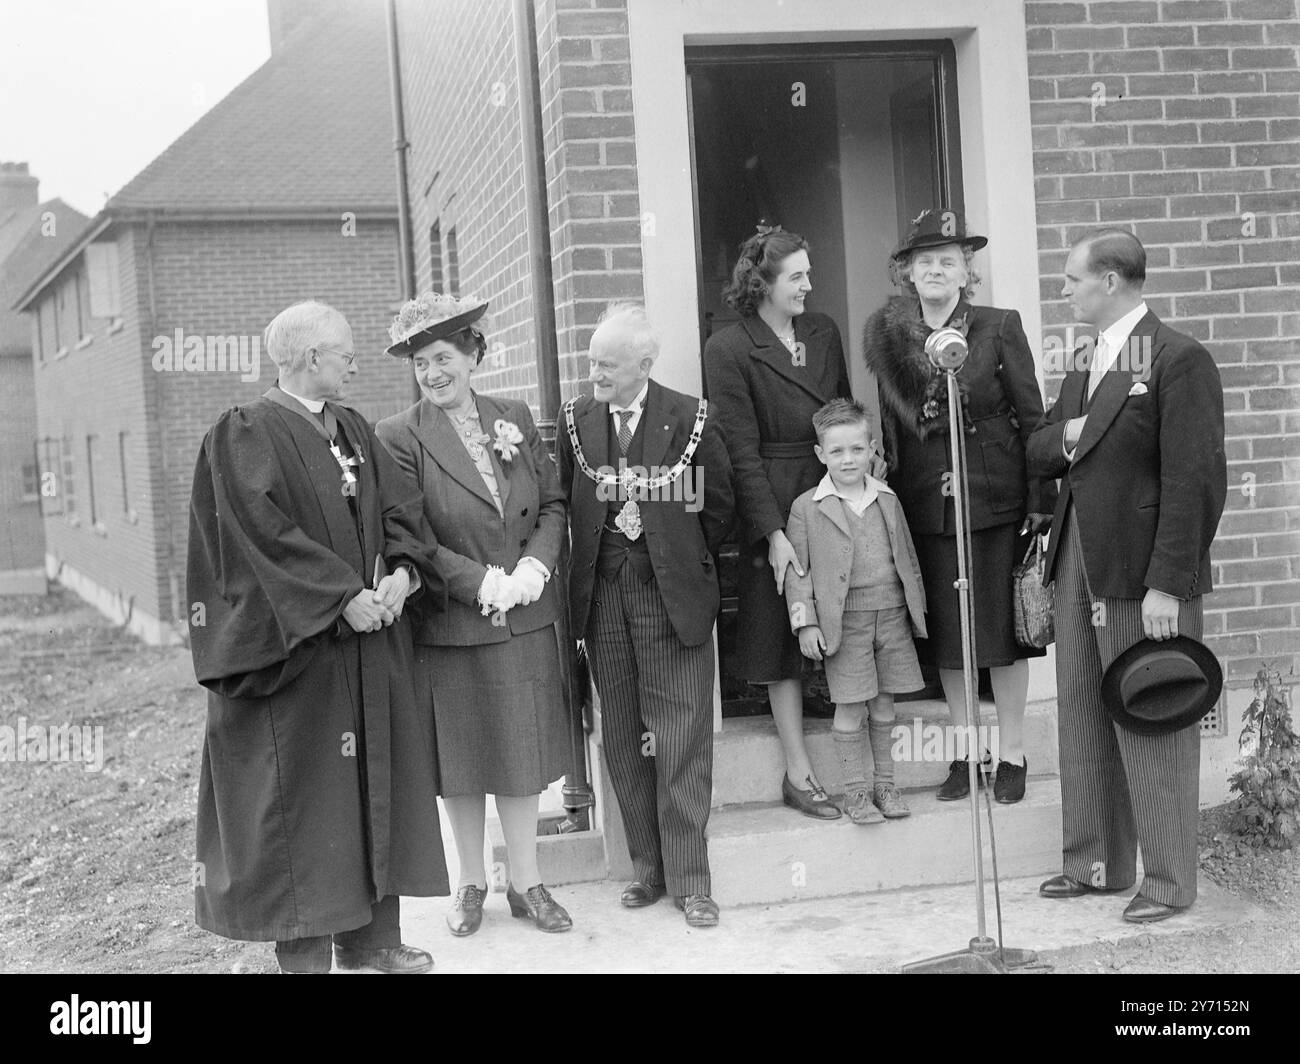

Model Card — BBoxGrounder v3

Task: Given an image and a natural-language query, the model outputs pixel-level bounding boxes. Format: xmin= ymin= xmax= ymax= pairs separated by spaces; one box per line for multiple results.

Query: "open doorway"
xmin=686 ymin=41 xmax=967 ymax=716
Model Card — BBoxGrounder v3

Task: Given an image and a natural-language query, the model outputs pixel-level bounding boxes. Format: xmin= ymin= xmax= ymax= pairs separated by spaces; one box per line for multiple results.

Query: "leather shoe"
xmin=1039 ymin=873 xmax=1126 ymax=899
xmin=936 ymin=756 xmax=991 ymax=801
xmin=993 ymin=757 xmax=1028 ymax=804
xmin=446 ymin=883 xmax=486 ymax=936
xmin=1123 ymin=895 xmax=1188 ymax=923
xmin=620 ymin=880 xmax=667 ymax=908
xmin=333 ymin=943 xmax=433 ymax=974
xmin=674 ymin=893 xmax=720 ymax=928
xmin=506 ymin=882 xmax=573 ymax=933
xmin=782 ymin=773 xmax=842 ymax=820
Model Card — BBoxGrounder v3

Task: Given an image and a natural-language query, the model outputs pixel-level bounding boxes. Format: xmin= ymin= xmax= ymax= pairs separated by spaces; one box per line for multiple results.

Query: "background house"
xmin=14 ymin=0 xmax=415 ymax=644
xmin=0 ymin=163 xmax=87 ymax=594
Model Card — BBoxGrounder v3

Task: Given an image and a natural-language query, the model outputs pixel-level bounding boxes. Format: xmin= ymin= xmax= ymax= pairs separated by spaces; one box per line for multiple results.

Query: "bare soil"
xmin=1 ymin=590 xmax=1295 ymax=975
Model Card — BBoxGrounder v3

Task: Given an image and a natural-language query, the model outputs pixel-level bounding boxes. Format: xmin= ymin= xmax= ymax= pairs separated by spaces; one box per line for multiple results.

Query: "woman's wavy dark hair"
xmin=444 ymin=326 xmax=488 ymax=364
xmin=721 ymin=225 xmax=810 ymax=318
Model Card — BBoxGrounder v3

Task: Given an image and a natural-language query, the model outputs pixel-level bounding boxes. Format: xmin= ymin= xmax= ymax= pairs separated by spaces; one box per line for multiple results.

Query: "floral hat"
xmin=384 ymin=291 xmax=490 ymax=358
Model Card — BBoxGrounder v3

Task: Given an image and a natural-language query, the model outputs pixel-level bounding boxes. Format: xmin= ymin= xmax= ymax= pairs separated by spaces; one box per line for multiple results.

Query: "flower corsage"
xmin=493 ymin=419 xmax=524 ymax=462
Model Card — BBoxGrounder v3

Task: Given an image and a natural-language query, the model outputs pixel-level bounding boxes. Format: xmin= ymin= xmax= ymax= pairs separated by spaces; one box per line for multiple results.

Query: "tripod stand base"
xmin=902 ymin=937 xmax=1042 ymax=974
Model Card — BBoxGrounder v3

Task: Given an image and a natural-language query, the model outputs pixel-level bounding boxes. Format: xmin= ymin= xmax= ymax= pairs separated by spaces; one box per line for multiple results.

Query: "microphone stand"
xmin=901 ymin=327 xmax=1042 ymax=974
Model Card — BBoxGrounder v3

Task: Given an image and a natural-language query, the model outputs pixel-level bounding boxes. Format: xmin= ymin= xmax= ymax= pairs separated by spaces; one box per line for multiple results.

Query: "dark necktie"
xmin=616 ymin=409 xmax=633 ymax=455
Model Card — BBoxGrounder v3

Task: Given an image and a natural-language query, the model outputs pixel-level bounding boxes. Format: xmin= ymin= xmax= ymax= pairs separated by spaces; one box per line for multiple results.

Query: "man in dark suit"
xmin=1027 ymin=229 xmax=1226 ymax=922
xmin=558 ymin=303 xmax=733 ymax=927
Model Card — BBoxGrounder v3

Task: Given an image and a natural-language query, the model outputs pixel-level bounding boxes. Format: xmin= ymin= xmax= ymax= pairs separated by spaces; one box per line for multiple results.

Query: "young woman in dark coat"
xmin=705 ymin=226 xmax=884 ymax=821
xmin=862 ymin=209 xmax=1057 ymax=805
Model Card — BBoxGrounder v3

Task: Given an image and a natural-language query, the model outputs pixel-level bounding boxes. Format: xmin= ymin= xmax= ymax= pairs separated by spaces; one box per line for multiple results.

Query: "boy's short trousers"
xmin=823 ymin=604 xmax=924 ymax=705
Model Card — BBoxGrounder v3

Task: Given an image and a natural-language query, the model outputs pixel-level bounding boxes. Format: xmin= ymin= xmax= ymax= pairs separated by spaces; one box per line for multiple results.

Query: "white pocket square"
xmin=1128 ymin=382 xmax=1148 ymax=396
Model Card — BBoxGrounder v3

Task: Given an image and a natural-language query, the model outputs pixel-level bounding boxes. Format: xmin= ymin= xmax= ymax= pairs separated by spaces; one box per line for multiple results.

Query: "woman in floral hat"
xmin=862 ymin=209 xmax=1056 ymax=805
xmin=376 ymin=292 xmax=573 ymax=936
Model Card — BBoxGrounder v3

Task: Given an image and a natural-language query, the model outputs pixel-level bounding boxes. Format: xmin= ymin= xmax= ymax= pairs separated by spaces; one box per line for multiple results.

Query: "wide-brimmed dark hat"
xmin=385 ymin=292 xmax=489 ymax=358
xmin=1100 ymin=635 xmax=1223 ymax=736
xmin=891 ymin=208 xmax=988 ymax=260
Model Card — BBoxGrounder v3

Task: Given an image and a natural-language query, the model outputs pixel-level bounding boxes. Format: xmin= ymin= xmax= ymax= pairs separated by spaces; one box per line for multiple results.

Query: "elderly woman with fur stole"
xmin=862 ymin=209 xmax=1056 ymax=805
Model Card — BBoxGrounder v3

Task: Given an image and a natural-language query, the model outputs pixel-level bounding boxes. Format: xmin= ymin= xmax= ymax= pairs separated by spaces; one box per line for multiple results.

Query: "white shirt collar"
xmin=1098 ymin=301 xmax=1149 ymax=359
xmin=609 ymin=382 xmax=649 ymax=415
xmin=812 ymin=472 xmax=894 ymax=515
xmin=279 ymin=383 xmax=326 ymax=414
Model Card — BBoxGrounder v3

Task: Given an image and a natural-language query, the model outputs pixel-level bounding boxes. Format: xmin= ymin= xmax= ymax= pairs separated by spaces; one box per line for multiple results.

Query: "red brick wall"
xmin=1025 ymin=0 xmax=1300 ymax=685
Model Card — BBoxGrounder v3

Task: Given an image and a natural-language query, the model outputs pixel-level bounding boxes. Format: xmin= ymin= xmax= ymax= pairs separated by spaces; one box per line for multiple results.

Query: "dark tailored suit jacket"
xmin=376 ymin=393 xmax=566 ymax=646
xmin=1026 ymin=310 xmax=1226 ymax=601
xmin=557 ymin=379 xmax=734 ymax=648
xmin=704 ymin=311 xmax=852 ymax=545
xmin=863 ymin=298 xmax=1057 ymax=536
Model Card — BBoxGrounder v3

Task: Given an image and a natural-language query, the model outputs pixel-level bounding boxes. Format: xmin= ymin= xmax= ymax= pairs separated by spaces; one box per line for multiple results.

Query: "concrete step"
xmin=712 ymin=697 xmax=1060 ymax=807
xmin=708 ymin=776 xmax=1064 ymax=906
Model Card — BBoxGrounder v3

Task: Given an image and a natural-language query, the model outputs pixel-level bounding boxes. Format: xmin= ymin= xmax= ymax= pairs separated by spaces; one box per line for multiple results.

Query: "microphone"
xmin=925 ymin=327 xmax=969 ymax=370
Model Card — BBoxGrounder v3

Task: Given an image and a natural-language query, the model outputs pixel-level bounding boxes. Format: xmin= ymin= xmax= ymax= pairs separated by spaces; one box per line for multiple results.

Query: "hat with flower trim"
xmin=385 ymin=291 xmax=490 ymax=358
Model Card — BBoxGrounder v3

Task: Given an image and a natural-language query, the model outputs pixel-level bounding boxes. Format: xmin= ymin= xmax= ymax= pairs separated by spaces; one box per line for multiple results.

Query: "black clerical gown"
xmin=187 ymin=391 xmax=449 ymax=942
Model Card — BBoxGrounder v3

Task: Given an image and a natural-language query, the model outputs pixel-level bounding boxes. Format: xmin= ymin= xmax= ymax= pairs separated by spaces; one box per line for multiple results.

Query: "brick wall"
xmin=33 ymin=226 xmax=167 ymax=623
xmin=149 ymin=218 xmax=411 ymax=620
xmin=536 ymin=0 xmax=645 ymax=395
xmin=0 ymin=353 xmax=43 ymax=571
xmin=396 ymin=0 xmax=543 ymax=408
xmin=1025 ymin=0 xmax=1300 ymax=685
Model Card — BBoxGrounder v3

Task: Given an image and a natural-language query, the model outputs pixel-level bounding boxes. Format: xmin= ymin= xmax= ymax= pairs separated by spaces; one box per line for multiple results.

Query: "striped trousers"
xmin=1055 ymin=504 xmax=1202 ymax=907
xmin=586 ymin=563 xmax=714 ymax=897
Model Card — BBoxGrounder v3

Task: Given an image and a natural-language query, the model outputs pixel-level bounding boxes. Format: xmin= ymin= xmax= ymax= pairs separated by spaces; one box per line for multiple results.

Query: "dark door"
xmin=687 ymin=41 xmax=964 ymax=716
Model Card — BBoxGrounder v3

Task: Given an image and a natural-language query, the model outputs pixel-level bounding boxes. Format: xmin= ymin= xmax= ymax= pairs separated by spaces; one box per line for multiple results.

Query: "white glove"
xmin=510 ymin=559 xmax=547 ymax=606
xmin=489 ymin=573 xmax=526 ymax=613
xmin=477 ymin=566 xmax=520 ymax=616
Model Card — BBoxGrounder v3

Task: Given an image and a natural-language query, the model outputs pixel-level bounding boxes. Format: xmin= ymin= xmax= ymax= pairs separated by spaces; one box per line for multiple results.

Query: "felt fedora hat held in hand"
xmin=891 ymin=208 xmax=988 ymax=260
xmin=1100 ymin=635 xmax=1223 ymax=736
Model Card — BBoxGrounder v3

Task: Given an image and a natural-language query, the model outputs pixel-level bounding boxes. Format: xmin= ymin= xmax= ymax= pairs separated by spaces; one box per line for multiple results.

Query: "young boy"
xmin=784 ymin=399 xmax=928 ymax=824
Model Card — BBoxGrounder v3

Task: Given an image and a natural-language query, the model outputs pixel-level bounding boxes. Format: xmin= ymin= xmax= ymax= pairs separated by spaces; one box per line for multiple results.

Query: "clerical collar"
xmin=278 ymin=383 xmax=326 ymax=414
xmin=608 ymin=382 xmax=649 ymax=416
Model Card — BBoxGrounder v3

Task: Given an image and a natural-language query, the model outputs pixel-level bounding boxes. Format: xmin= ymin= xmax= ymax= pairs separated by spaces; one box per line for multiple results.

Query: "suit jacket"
xmin=557 ymin=379 xmax=734 ymax=648
xmin=704 ymin=311 xmax=852 ymax=544
xmin=864 ymin=298 xmax=1057 ymax=535
xmin=1026 ymin=310 xmax=1226 ymax=600
xmin=376 ymin=393 xmax=566 ymax=646
xmin=784 ymin=481 xmax=928 ymax=655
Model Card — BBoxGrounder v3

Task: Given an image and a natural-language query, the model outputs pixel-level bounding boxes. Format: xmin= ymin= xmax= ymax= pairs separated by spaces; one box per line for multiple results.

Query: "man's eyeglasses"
xmin=316 ymin=344 xmax=357 ymax=367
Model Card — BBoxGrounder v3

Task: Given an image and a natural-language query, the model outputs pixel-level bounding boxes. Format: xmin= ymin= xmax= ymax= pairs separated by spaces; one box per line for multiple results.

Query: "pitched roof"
xmin=0 ymin=199 xmax=91 ymax=351
xmin=107 ymin=4 xmax=396 ymax=214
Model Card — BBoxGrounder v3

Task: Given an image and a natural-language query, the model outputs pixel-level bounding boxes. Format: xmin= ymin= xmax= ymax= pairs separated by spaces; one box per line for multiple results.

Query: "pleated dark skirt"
xmin=912 ymin=522 xmax=1047 ymax=670
xmin=415 ymin=624 xmax=571 ymax=798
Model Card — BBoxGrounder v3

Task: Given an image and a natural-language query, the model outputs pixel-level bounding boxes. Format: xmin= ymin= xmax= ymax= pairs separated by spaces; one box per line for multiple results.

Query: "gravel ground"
xmin=0 ymin=590 xmax=1295 ymax=975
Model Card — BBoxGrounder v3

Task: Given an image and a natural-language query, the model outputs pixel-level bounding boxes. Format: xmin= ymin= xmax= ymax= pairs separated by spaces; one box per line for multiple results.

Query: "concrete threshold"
xmin=395 ymin=873 xmax=1260 ymax=975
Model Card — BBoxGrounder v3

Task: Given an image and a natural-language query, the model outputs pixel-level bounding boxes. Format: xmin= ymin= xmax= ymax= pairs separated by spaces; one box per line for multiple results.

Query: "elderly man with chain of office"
xmin=1027 ymin=230 xmax=1226 ymax=923
xmin=558 ymin=303 xmax=733 ymax=928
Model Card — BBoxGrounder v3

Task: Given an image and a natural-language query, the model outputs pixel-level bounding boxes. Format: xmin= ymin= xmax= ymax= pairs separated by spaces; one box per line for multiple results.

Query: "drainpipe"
xmin=513 ymin=0 xmax=592 ymax=829
xmin=386 ymin=0 xmax=417 ymax=302
xmin=513 ymin=0 xmax=562 ymax=445
xmin=143 ymin=213 xmax=184 ymax=640
xmin=385 ymin=0 xmax=421 ymax=403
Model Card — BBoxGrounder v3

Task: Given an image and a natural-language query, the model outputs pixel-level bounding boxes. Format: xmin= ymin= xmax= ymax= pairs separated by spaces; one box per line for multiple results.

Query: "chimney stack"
xmin=0 ymin=162 xmax=39 ymax=212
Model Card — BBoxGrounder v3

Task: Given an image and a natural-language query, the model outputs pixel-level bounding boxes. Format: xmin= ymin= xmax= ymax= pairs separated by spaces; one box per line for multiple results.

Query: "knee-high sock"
xmin=833 ymin=727 xmax=869 ymax=795
xmin=868 ymin=717 xmax=896 ymax=785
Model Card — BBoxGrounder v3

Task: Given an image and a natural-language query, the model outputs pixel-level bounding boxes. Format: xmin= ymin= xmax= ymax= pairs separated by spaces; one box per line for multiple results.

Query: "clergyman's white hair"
xmin=264 ymin=301 xmax=348 ymax=374
xmin=597 ymin=301 xmax=660 ymax=363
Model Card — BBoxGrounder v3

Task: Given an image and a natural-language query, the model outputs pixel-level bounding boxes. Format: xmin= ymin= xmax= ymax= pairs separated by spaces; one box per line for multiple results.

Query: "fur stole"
xmin=863 ymin=297 xmax=974 ymax=444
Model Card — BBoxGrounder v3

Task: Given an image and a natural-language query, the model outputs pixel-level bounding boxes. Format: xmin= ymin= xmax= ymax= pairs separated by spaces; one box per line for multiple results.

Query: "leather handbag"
xmin=1013 ymin=535 xmax=1055 ymax=649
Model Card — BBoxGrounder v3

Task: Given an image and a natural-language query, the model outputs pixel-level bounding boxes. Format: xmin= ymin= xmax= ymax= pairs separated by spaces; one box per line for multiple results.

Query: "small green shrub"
xmin=1228 ymin=664 xmax=1299 ymax=849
